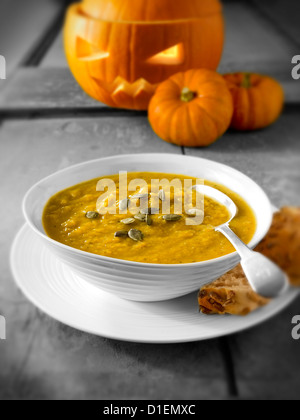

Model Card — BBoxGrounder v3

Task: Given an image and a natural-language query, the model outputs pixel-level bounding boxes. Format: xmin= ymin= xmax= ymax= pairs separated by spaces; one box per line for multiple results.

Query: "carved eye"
xmin=147 ymin=43 xmax=184 ymax=65
xmin=76 ymin=37 xmax=109 ymax=61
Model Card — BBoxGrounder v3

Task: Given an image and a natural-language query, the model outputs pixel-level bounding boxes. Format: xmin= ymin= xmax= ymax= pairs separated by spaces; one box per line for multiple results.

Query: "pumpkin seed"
xmin=128 ymin=229 xmax=144 ymax=242
xmin=119 ymin=198 xmax=130 ymax=211
xmin=114 ymin=230 xmax=129 ymax=238
xmin=163 ymin=214 xmax=182 ymax=222
xmin=186 ymin=208 xmax=204 ymax=217
xmin=85 ymin=211 xmax=99 ymax=219
xmin=120 ymin=218 xmax=135 ymax=225
xmin=146 ymin=214 xmax=152 ymax=226
xmin=140 ymin=207 xmax=160 ymax=215
xmin=134 ymin=213 xmax=146 ymax=222
xmin=131 ymin=193 xmax=149 ymax=199
xmin=159 ymin=189 xmax=166 ymax=202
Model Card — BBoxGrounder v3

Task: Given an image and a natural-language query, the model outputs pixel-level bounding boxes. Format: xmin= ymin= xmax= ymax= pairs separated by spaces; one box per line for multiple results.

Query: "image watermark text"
xmin=292 ymin=316 xmax=300 ymax=340
xmin=292 ymin=55 xmax=300 ymax=80
xmin=95 ymin=172 xmax=205 ymax=225
xmin=0 ymin=55 xmax=6 ymax=80
xmin=0 ymin=315 xmax=6 ymax=340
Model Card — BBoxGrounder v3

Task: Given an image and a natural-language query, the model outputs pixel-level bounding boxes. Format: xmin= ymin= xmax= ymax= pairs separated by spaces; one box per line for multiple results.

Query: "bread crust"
xmin=198 ymin=207 xmax=300 ymax=316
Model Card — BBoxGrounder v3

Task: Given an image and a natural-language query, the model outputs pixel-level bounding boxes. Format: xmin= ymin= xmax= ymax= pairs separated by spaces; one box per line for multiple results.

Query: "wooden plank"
xmin=0 ymin=117 xmax=229 ymax=400
xmin=185 ymin=107 xmax=300 ymax=399
xmin=0 ymin=0 xmax=63 ymax=74
xmin=1 ymin=66 xmax=299 ymax=115
xmin=0 ymin=68 xmax=102 ymax=112
xmin=231 ymin=296 xmax=300 ymax=400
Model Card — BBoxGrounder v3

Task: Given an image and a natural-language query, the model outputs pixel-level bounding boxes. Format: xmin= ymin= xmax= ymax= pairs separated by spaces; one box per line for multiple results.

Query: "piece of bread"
xmin=255 ymin=207 xmax=300 ymax=287
xmin=199 ymin=264 xmax=270 ymax=316
xmin=199 ymin=207 xmax=300 ymax=316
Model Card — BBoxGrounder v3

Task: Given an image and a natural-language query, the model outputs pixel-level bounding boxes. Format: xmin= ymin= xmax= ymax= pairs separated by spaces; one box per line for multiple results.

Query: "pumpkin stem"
xmin=181 ymin=87 xmax=196 ymax=103
xmin=241 ymin=73 xmax=252 ymax=89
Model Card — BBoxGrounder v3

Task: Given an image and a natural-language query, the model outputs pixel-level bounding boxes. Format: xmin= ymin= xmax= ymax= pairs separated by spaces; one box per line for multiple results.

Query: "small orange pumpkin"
xmin=223 ymin=73 xmax=284 ymax=131
xmin=148 ymin=69 xmax=234 ymax=147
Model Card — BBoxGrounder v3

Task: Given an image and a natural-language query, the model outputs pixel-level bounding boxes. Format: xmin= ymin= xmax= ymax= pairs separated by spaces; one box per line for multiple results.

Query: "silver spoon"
xmin=192 ymin=185 xmax=289 ymax=298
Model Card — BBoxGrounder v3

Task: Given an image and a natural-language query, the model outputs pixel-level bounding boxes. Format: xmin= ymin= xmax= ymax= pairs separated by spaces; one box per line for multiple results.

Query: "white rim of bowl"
xmin=22 ymin=153 xmax=273 ymax=269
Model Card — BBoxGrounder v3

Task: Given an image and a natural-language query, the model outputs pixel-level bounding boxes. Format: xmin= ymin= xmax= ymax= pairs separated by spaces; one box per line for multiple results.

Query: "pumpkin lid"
xmin=81 ymin=0 xmax=222 ymax=22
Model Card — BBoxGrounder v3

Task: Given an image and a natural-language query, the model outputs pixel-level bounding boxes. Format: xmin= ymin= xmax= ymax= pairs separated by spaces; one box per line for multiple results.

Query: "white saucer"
xmin=10 ymin=225 xmax=298 ymax=344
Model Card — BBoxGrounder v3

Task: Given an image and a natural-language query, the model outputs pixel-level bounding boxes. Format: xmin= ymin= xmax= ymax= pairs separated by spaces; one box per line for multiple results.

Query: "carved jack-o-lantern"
xmin=64 ymin=0 xmax=224 ymax=110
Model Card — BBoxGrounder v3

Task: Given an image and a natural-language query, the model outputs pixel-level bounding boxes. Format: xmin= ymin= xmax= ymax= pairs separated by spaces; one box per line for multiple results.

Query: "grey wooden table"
xmin=0 ymin=0 xmax=300 ymax=400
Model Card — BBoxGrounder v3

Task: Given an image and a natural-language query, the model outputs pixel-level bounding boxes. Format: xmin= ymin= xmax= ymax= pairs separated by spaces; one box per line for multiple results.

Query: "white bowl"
xmin=23 ymin=154 xmax=273 ymax=302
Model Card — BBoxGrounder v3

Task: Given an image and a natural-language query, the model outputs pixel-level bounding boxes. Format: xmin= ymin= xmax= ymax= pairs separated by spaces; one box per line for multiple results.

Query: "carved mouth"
xmin=92 ymin=76 xmax=158 ymax=109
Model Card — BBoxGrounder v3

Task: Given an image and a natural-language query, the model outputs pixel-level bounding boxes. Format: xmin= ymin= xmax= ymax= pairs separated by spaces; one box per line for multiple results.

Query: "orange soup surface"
xmin=43 ymin=172 xmax=256 ymax=264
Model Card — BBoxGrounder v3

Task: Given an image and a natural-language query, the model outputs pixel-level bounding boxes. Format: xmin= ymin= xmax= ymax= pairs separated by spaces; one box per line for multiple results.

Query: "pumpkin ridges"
xmin=149 ymin=88 xmax=182 ymax=140
xmin=155 ymin=101 xmax=183 ymax=142
xmin=149 ymin=69 xmax=233 ymax=147
xmin=231 ymin=87 xmax=250 ymax=130
xmin=185 ymin=68 xmax=200 ymax=89
xmin=193 ymin=69 xmax=222 ymax=90
xmin=181 ymin=106 xmax=198 ymax=146
xmin=185 ymin=105 xmax=200 ymax=147
xmin=224 ymin=72 xmax=284 ymax=131
xmin=245 ymin=86 xmax=256 ymax=129
xmin=193 ymin=98 xmax=230 ymax=136
xmin=189 ymin=102 xmax=219 ymax=146
xmin=150 ymin=80 xmax=227 ymax=146
xmin=185 ymin=72 xmax=211 ymax=91
xmin=182 ymin=104 xmax=209 ymax=147
xmin=180 ymin=105 xmax=208 ymax=147
xmin=261 ymin=78 xmax=284 ymax=125
xmin=192 ymin=101 xmax=219 ymax=132
xmin=155 ymin=80 xmax=182 ymax=99
xmin=168 ymin=105 xmax=187 ymax=145
xmin=196 ymin=81 xmax=232 ymax=101
xmin=193 ymin=77 xmax=234 ymax=135
xmin=248 ymin=86 xmax=264 ymax=129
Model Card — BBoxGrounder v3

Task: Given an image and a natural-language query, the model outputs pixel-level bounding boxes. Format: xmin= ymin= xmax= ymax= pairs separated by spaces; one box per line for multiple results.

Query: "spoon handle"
xmin=216 ymin=224 xmax=288 ymax=298
xmin=216 ymin=224 xmax=253 ymax=259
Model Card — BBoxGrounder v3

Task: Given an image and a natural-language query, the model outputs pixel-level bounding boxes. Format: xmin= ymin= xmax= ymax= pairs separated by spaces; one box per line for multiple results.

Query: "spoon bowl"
xmin=192 ymin=184 xmax=237 ymax=223
xmin=192 ymin=185 xmax=288 ymax=298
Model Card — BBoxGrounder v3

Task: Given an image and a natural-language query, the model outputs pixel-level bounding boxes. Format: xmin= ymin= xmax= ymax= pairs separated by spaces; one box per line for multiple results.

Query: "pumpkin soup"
xmin=43 ymin=172 xmax=256 ymax=264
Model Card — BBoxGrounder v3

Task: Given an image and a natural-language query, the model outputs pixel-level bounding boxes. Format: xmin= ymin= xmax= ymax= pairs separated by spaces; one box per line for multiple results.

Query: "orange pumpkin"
xmin=64 ymin=0 xmax=225 ymax=110
xmin=148 ymin=69 xmax=234 ymax=147
xmin=223 ymin=73 xmax=285 ymax=131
